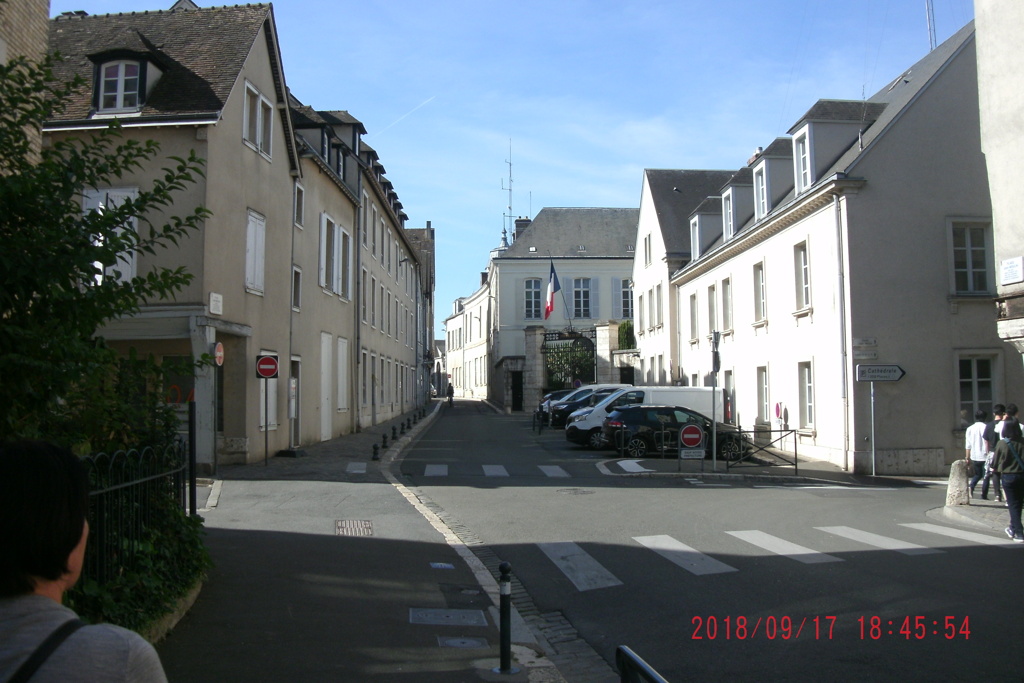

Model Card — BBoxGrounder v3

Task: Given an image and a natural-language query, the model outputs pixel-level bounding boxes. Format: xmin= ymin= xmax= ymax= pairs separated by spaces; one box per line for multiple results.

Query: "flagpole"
xmin=548 ymin=253 xmax=574 ymax=331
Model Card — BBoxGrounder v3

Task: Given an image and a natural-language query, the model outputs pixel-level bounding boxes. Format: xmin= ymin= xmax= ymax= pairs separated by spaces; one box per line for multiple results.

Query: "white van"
xmin=547 ymin=383 xmax=632 ymax=427
xmin=565 ymin=386 xmax=725 ymax=448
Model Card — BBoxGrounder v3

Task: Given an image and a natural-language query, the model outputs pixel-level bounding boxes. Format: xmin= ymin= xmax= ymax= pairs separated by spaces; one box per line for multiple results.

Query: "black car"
xmin=549 ymin=387 xmax=623 ymax=428
xmin=601 ymin=405 xmax=750 ymax=459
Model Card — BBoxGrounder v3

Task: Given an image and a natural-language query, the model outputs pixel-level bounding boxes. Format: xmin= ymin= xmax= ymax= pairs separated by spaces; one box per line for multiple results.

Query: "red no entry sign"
xmin=680 ymin=424 xmax=704 ymax=448
xmin=256 ymin=354 xmax=279 ymax=379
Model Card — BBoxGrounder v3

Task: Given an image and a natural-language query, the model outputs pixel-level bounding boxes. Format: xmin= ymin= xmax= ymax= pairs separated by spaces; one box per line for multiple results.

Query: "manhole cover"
xmin=336 ymin=520 xmax=373 ymax=536
xmin=437 ymin=636 xmax=489 ymax=649
xmin=556 ymin=488 xmax=595 ymax=495
xmin=409 ymin=608 xmax=488 ymax=626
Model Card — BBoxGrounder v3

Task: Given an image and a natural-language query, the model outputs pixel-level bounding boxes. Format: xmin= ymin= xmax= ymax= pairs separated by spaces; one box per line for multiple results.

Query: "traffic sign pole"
xmin=856 ymin=364 xmax=904 ymax=476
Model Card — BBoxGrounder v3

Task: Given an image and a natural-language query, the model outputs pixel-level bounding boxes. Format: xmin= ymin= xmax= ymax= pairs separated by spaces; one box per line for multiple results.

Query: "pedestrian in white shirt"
xmin=965 ymin=409 xmax=988 ymax=498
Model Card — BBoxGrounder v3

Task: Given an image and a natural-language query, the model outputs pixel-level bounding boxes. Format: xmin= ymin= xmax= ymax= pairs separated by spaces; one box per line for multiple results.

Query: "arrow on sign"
xmin=856 ymin=364 xmax=905 ymax=382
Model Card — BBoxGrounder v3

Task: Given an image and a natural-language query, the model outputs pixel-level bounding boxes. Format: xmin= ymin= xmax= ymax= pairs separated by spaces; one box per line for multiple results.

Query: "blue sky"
xmin=50 ymin=0 xmax=975 ymax=334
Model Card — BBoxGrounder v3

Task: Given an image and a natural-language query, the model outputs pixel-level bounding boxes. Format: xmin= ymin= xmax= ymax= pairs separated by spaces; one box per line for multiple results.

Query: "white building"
xmin=668 ymin=22 xmax=1022 ymax=475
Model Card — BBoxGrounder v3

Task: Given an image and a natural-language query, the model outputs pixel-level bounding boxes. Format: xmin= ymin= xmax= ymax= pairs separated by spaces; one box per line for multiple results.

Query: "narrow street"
xmin=400 ymin=401 xmax=1023 ymax=682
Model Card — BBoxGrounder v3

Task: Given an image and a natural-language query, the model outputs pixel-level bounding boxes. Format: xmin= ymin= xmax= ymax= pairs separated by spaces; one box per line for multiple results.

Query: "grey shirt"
xmin=0 ymin=594 xmax=167 ymax=683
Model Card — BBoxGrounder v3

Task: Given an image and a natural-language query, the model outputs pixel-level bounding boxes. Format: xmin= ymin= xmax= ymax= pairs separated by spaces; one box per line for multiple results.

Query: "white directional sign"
xmin=856 ymin=364 xmax=905 ymax=382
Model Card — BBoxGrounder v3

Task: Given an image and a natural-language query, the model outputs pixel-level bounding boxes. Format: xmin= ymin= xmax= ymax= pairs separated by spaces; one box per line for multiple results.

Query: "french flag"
xmin=544 ymin=263 xmax=560 ymax=320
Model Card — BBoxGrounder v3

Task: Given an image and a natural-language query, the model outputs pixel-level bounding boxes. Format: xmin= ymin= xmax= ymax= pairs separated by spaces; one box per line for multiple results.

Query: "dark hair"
xmin=0 ymin=441 xmax=90 ymax=597
xmin=994 ymin=403 xmax=1006 ymax=415
xmin=975 ymin=410 xmax=987 ymax=421
xmin=1004 ymin=417 xmax=1023 ymax=440
xmin=1005 ymin=403 xmax=1018 ymax=417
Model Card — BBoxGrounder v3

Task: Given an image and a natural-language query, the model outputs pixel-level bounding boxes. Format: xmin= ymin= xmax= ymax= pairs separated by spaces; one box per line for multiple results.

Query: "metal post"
xmin=263 ymin=377 xmax=269 ymax=467
xmin=188 ymin=401 xmax=197 ymax=517
xmin=493 ymin=562 xmax=519 ymax=675
xmin=870 ymin=381 xmax=877 ymax=477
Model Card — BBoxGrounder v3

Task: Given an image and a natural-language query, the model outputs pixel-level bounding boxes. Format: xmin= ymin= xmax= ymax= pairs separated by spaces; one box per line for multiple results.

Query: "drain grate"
xmin=409 ymin=608 xmax=488 ymax=626
xmin=336 ymin=520 xmax=373 ymax=536
xmin=556 ymin=488 xmax=595 ymax=495
xmin=437 ymin=636 xmax=489 ymax=649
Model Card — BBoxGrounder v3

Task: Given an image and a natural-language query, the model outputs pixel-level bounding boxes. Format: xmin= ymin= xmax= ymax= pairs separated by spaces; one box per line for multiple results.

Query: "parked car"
xmin=537 ymin=389 xmax=573 ymax=424
xmin=601 ymin=405 xmax=750 ymax=459
xmin=566 ymin=386 xmax=725 ymax=449
xmin=548 ymin=384 xmax=630 ymax=428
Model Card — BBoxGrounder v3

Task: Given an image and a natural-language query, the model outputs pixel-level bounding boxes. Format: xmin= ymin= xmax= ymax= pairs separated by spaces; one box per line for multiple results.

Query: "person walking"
xmin=446 ymin=382 xmax=454 ymax=407
xmin=991 ymin=417 xmax=1024 ymax=543
xmin=965 ymin=410 xmax=988 ymax=498
xmin=982 ymin=405 xmax=1006 ymax=502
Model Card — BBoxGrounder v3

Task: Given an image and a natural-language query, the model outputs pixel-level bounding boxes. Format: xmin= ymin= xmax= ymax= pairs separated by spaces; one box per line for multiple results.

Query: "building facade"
xmin=45 ymin=3 xmax=428 ymax=470
xmin=669 ymin=23 xmax=1022 ymax=475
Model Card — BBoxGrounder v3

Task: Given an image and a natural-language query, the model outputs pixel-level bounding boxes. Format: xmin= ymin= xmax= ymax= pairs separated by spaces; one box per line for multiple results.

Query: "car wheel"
xmin=718 ymin=435 xmax=743 ymax=461
xmin=624 ymin=436 xmax=649 ymax=458
xmin=586 ymin=429 xmax=605 ymax=450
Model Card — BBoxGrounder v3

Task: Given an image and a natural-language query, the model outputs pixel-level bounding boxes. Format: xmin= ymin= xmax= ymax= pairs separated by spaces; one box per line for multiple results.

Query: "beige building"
xmin=46 ymin=3 xmax=428 ymax=470
xmin=975 ymin=1 xmax=1024 ymax=365
xmin=668 ymin=22 xmax=1022 ymax=475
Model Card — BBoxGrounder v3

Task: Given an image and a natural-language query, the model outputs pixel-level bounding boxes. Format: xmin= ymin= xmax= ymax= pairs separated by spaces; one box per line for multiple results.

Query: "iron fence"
xmin=80 ymin=441 xmax=188 ymax=585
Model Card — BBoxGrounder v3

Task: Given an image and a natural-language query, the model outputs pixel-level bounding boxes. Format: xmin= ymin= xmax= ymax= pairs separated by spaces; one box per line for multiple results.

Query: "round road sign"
xmin=256 ymin=354 xmax=279 ymax=379
xmin=680 ymin=424 xmax=704 ymax=448
xmin=214 ymin=342 xmax=224 ymax=367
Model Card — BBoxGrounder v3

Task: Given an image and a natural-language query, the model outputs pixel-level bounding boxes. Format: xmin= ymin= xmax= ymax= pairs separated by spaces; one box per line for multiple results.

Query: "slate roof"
xmin=788 ymin=100 xmax=888 ymax=132
xmin=643 ymin=169 xmax=735 ymax=257
xmin=500 ymin=208 xmax=640 ymax=259
xmin=47 ymin=5 xmax=272 ymax=124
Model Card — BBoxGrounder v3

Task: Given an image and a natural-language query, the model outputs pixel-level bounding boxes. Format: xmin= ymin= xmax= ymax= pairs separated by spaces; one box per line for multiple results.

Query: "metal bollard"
xmin=372 ymin=443 xmax=379 ymax=460
xmin=392 ymin=426 xmax=398 ymax=440
xmin=400 ymin=422 xmax=406 ymax=435
xmin=382 ymin=433 xmax=388 ymax=449
xmin=493 ymin=562 xmax=519 ymax=674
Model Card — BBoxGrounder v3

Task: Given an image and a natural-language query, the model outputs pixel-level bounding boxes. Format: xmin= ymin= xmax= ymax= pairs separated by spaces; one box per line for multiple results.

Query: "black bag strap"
xmin=6 ymin=618 xmax=85 ymax=683
xmin=1003 ymin=438 xmax=1024 ymax=471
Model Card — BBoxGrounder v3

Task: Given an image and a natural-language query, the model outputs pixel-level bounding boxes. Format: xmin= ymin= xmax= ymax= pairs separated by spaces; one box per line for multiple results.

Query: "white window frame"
xmin=689 ymin=292 xmax=698 ymax=342
xmin=707 ymin=284 xmax=717 ymax=335
xmin=655 ymin=284 xmax=663 ymax=327
xmin=756 ymin=366 xmax=769 ymax=423
xmin=525 ymin=278 xmax=542 ymax=320
xmin=794 ymin=241 xmax=811 ymax=311
xmin=949 ymin=220 xmax=994 ymax=295
xmin=957 ymin=351 xmax=998 ymax=425
xmin=754 ymin=166 xmax=768 ymax=220
xmin=99 ymin=60 xmax=141 ymax=113
xmin=638 ymin=292 xmax=645 ymax=330
xmin=621 ymin=280 xmax=633 ymax=319
xmin=798 ymin=361 xmax=814 ymax=428
xmin=337 ymin=337 xmax=349 ymax=412
xmin=243 ymin=82 xmax=273 ymax=158
xmin=83 ymin=187 xmax=138 ymax=284
xmin=245 ymin=209 xmax=266 ymax=294
xmin=753 ymin=261 xmax=766 ymax=324
xmin=291 ymin=266 xmax=301 ymax=311
xmin=573 ymin=278 xmax=592 ymax=319
xmin=794 ymin=130 xmax=811 ymax=194
xmin=690 ymin=218 xmax=700 ymax=260
xmin=722 ymin=277 xmax=733 ymax=332
xmin=259 ymin=349 xmax=278 ymax=431
xmin=293 ymin=182 xmax=304 ymax=228
xmin=723 ymin=191 xmax=734 ymax=241
xmin=340 ymin=228 xmax=352 ymax=300
xmin=319 ymin=213 xmax=338 ymax=292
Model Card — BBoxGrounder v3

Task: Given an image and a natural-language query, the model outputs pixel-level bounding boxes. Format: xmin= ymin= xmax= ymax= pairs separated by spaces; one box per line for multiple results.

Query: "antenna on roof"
xmin=501 ymin=139 xmax=514 ymax=242
xmin=926 ymin=0 xmax=937 ymax=51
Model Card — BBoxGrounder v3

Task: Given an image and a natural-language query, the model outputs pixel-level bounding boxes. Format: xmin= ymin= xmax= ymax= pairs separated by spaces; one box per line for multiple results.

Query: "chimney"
xmin=746 ymin=146 xmax=764 ymax=165
xmin=514 ymin=216 xmax=531 ymax=239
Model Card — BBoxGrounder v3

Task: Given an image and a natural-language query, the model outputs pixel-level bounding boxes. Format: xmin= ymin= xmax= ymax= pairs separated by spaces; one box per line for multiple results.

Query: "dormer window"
xmin=753 ymin=167 xmax=768 ymax=220
xmin=722 ymin=192 xmax=734 ymax=240
xmin=690 ymin=218 xmax=700 ymax=260
xmin=100 ymin=60 xmax=140 ymax=111
xmin=794 ymin=131 xmax=811 ymax=194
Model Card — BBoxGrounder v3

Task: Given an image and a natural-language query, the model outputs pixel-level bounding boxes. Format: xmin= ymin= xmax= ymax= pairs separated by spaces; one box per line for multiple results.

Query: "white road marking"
xmin=536 ymin=542 xmax=623 ymax=591
xmin=424 ymin=464 xmax=448 ymax=476
xmin=726 ymin=530 xmax=842 ymax=564
xmin=633 ymin=535 xmax=738 ymax=575
xmin=483 ymin=465 xmax=509 ymax=477
xmin=899 ymin=523 xmax=1021 ymax=548
xmin=346 ymin=462 xmax=367 ymax=474
xmin=617 ymin=460 xmax=654 ymax=473
xmin=538 ymin=465 xmax=570 ymax=478
xmin=815 ymin=526 xmax=942 ymax=555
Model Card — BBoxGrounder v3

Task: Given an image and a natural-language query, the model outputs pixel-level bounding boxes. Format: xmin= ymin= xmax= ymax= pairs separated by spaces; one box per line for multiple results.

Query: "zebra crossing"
xmin=413 ymin=463 xmax=573 ymax=478
xmin=536 ymin=523 xmax=1020 ymax=591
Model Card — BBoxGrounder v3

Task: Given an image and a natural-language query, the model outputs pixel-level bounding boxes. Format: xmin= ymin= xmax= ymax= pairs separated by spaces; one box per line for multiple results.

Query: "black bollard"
xmin=382 ymin=433 xmax=388 ymax=449
xmin=493 ymin=562 xmax=519 ymax=675
xmin=407 ymin=418 xmax=412 ymax=430
xmin=372 ymin=443 xmax=379 ymax=461
xmin=392 ymin=425 xmax=398 ymax=440
xmin=400 ymin=422 xmax=406 ymax=435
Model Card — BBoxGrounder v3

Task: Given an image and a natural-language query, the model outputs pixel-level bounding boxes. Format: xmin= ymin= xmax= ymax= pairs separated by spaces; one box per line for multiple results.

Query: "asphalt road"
xmin=400 ymin=401 xmax=1024 ymax=682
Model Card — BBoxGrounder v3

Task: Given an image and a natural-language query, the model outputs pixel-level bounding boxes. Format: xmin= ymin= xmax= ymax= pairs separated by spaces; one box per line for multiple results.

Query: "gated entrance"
xmin=541 ymin=329 xmax=596 ymax=389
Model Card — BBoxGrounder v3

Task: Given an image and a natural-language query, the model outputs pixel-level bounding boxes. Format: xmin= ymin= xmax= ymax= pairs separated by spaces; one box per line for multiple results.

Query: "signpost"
xmin=256 ymin=355 xmax=279 ymax=466
xmin=679 ymin=424 xmax=705 ymax=461
xmin=856 ymin=364 xmax=905 ymax=476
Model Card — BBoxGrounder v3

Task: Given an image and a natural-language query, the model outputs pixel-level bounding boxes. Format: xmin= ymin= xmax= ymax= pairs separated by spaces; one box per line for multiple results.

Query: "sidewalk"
xmin=157 ymin=402 xmax=1013 ymax=682
xmin=158 ymin=401 xmax=564 ymax=682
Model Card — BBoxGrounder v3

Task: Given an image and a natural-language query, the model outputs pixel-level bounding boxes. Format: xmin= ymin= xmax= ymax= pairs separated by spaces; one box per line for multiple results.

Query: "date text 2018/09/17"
xmin=690 ymin=615 xmax=970 ymax=641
